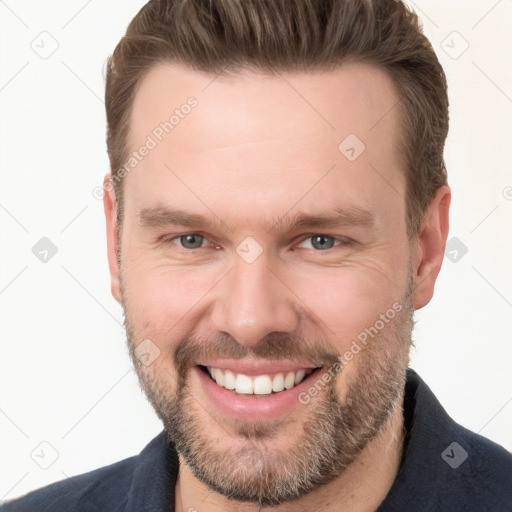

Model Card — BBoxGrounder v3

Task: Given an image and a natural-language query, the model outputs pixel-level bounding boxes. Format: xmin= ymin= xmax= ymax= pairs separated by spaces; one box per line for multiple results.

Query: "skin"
xmin=103 ymin=61 xmax=450 ymax=511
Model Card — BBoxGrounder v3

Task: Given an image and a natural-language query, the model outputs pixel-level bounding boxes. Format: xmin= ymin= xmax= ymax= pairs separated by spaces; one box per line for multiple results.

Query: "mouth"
xmin=193 ymin=360 xmax=329 ymax=420
xmin=197 ymin=364 xmax=320 ymax=396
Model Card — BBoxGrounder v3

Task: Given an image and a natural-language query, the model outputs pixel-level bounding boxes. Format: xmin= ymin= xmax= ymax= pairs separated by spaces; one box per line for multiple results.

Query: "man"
xmin=3 ymin=0 xmax=511 ymax=511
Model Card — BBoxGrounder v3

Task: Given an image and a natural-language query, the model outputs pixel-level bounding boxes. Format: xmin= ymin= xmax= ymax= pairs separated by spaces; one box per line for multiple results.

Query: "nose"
xmin=210 ymin=250 xmax=300 ymax=348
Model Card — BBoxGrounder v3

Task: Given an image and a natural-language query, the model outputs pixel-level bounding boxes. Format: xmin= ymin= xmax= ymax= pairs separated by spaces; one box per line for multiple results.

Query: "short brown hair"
xmin=105 ymin=0 xmax=449 ymax=240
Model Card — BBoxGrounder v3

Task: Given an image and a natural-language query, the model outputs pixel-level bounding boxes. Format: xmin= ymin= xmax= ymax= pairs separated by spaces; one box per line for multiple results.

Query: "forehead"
xmin=128 ymin=60 xmax=402 ymax=151
xmin=124 ymin=61 xmax=405 ymax=233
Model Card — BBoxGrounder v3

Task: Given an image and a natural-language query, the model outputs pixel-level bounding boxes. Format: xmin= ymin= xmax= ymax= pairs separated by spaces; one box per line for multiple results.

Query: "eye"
xmin=166 ymin=233 xmax=209 ymax=250
xmin=296 ymin=235 xmax=345 ymax=251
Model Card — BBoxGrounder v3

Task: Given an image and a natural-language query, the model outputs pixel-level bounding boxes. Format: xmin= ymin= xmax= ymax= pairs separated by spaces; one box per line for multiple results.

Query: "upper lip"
xmin=196 ymin=359 xmax=320 ymax=376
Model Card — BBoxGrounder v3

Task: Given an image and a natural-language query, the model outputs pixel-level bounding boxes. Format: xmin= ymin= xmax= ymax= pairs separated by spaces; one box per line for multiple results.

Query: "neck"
xmin=174 ymin=395 xmax=404 ymax=512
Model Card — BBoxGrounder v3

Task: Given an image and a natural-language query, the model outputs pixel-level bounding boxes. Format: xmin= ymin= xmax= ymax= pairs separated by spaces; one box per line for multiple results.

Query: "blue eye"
xmin=298 ymin=235 xmax=342 ymax=251
xmin=160 ymin=233 xmax=347 ymax=253
xmin=171 ymin=234 xmax=206 ymax=249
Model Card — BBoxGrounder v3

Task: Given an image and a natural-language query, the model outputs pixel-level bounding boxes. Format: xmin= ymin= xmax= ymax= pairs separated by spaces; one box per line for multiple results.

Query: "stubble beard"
xmin=122 ymin=271 xmax=414 ymax=507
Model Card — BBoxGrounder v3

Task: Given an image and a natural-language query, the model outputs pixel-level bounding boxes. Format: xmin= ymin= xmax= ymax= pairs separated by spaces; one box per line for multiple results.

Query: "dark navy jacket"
xmin=2 ymin=369 xmax=512 ymax=511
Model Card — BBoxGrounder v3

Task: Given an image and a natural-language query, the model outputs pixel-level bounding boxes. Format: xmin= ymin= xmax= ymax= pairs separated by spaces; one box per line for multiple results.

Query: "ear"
xmin=411 ymin=184 xmax=451 ymax=310
xmin=103 ymin=173 xmax=122 ymax=304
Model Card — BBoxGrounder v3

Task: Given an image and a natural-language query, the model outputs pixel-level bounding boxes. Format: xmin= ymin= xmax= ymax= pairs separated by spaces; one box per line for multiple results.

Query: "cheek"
xmin=289 ymin=263 xmax=401 ymax=352
xmin=122 ymin=262 xmax=218 ymax=336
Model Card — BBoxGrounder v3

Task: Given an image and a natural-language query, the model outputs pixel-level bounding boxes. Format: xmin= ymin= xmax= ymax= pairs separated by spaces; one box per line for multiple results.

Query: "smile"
xmin=200 ymin=365 xmax=316 ymax=395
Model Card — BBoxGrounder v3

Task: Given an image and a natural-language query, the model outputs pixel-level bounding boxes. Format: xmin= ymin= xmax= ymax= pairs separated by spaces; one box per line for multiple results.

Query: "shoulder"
xmin=1 ymin=455 xmax=138 ymax=512
xmin=1 ymin=431 xmax=175 ymax=512
xmin=451 ymin=420 xmax=512 ymax=504
xmin=410 ymin=368 xmax=512 ymax=493
xmin=421 ymin=419 xmax=512 ymax=511
xmin=379 ymin=370 xmax=512 ymax=511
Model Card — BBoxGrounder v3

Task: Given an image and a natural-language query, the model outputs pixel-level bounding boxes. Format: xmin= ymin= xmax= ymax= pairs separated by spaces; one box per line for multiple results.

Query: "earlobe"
xmin=103 ymin=174 xmax=122 ymax=304
xmin=412 ymin=185 xmax=451 ymax=310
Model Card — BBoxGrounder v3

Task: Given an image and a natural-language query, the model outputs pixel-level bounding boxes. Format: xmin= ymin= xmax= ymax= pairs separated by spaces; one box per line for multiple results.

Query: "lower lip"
xmin=192 ymin=365 xmax=322 ymax=421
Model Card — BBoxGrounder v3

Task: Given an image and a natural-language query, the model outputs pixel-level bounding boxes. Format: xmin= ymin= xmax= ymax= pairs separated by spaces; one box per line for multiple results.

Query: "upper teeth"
xmin=207 ymin=366 xmax=311 ymax=395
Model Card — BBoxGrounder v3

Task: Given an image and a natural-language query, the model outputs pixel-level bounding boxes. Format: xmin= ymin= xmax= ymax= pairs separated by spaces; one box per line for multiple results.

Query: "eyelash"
xmin=161 ymin=233 xmax=220 ymax=251
xmin=160 ymin=233 xmax=351 ymax=252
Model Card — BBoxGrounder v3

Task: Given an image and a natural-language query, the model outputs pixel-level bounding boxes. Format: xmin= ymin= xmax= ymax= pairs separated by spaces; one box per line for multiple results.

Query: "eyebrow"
xmin=139 ymin=206 xmax=220 ymax=229
xmin=270 ymin=206 xmax=375 ymax=233
xmin=137 ymin=205 xmax=375 ymax=233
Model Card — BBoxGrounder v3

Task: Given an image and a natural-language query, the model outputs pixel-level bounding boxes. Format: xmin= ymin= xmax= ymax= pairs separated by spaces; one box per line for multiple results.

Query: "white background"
xmin=1 ymin=0 xmax=511 ymax=502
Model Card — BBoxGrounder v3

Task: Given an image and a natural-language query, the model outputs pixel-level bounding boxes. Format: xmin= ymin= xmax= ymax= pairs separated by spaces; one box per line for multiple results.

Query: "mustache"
xmin=173 ymin=331 xmax=341 ymax=383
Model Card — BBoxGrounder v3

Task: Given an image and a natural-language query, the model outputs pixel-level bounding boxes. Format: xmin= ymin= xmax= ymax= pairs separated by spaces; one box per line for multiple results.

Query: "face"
xmin=107 ymin=61 xmax=418 ymax=506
